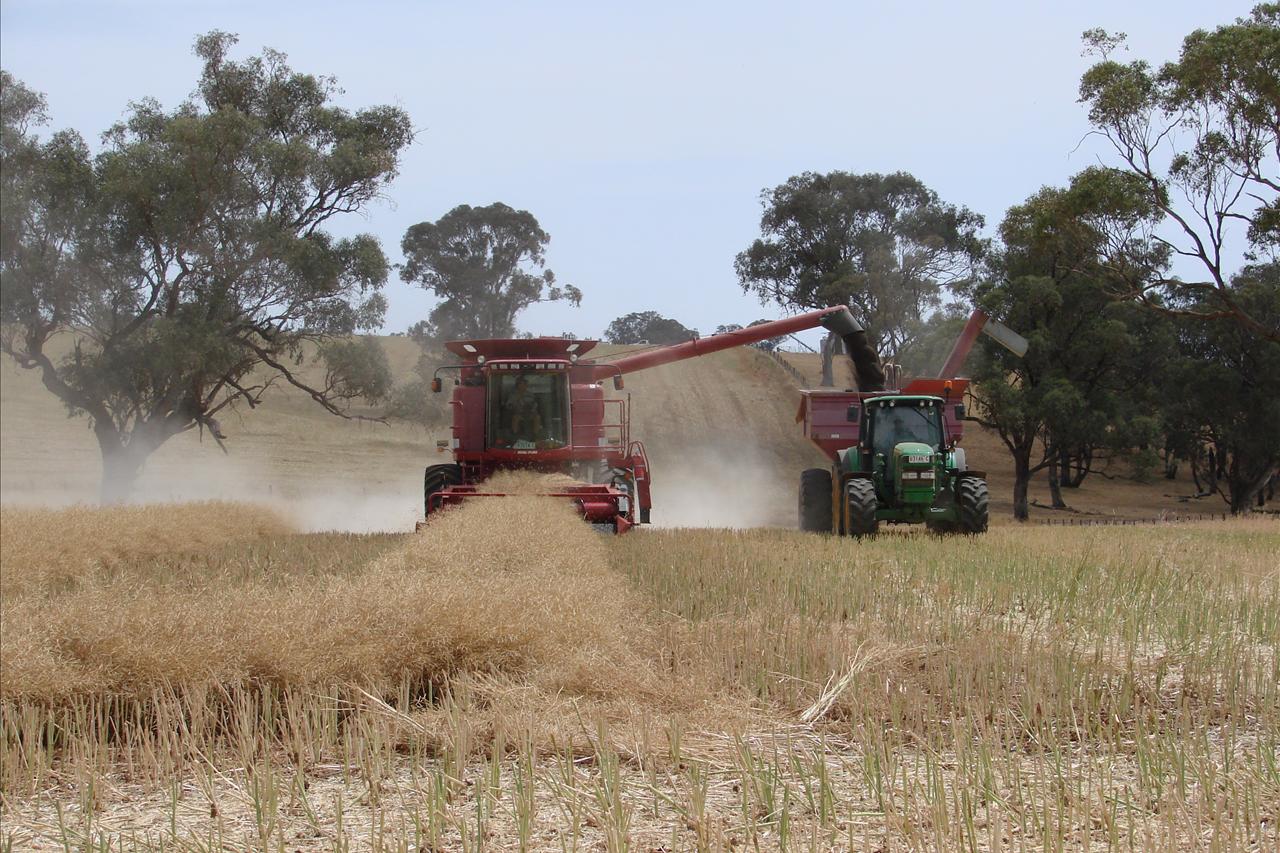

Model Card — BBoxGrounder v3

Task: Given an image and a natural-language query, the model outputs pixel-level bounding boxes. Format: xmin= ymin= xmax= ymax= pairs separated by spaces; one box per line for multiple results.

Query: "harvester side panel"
xmin=571 ymin=383 xmax=606 ymax=449
xmin=452 ymin=384 xmax=486 ymax=453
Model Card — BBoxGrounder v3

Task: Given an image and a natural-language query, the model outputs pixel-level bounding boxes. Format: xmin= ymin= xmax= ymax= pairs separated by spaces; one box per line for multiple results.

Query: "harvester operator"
xmin=503 ymin=375 xmax=544 ymax=443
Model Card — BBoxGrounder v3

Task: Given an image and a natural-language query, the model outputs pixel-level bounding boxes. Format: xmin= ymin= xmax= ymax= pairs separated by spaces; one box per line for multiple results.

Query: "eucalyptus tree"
xmin=1079 ymin=6 xmax=1280 ymax=340
xmin=966 ymin=175 xmax=1165 ymax=520
xmin=0 ymin=33 xmax=412 ymax=499
xmin=735 ymin=170 xmax=984 ymax=384
xmin=400 ymin=203 xmax=581 ymax=341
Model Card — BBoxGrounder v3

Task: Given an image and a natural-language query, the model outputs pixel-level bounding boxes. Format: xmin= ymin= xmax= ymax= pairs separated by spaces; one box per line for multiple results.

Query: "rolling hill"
xmin=0 ymin=335 xmax=1207 ymax=529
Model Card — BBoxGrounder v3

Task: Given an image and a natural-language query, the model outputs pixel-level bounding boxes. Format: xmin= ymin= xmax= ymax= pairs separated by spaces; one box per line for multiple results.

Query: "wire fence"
xmin=1038 ymin=512 xmax=1264 ymax=526
xmin=762 ymin=348 xmax=811 ymax=387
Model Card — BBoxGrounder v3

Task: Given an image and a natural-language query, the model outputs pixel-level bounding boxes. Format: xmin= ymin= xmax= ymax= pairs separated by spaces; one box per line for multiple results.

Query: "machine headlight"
xmin=902 ymin=472 xmax=918 ymax=479
xmin=918 ymin=471 xmax=935 ymax=480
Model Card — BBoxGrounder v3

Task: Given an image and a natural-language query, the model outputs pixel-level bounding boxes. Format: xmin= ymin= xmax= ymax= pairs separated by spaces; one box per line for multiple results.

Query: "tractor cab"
xmin=866 ymin=396 xmax=944 ymax=457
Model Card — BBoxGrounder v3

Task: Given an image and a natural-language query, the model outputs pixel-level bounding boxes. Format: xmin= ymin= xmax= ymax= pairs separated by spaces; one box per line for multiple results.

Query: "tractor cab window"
xmin=487 ymin=371 xmax=569 ymax=449
xmin=869 ymin=402 xmax=941 ymax=457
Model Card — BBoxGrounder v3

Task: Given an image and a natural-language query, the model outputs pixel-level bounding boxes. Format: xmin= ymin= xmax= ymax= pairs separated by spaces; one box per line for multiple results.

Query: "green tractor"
xmin=798 ymin=393 xmax=989 ymax=537
xmin=794 ymin=306 xmax=1024 ymax=538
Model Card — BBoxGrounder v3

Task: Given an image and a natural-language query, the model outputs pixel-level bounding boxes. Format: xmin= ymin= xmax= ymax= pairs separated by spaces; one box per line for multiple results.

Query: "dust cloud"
xmin=0 ymin=454 xmax=423 ymax=534
xmin=0 ymin=444 xmax=803 ymax=534
xmin=643 ymin=442 xmax=799 ymax=530
xmin=1 ymin=428 xmax=804 ymax=534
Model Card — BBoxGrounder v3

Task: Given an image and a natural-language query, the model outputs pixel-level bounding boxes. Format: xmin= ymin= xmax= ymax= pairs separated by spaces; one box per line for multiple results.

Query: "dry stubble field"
xmin=1 ymin=495 xmax=1277 ymax=852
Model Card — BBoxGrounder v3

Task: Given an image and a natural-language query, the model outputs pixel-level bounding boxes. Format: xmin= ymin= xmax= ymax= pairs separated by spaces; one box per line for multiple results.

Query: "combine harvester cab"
xmin=422 ymin=338 xmax=650 ymax=533
xmin=796 ymin=310 xmax=1027 ymax=537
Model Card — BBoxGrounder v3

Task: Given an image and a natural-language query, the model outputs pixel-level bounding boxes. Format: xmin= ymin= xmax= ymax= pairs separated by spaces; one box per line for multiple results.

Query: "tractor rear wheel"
xmin=844 ymin=478 xmax=879 ymax=538
xmin=798 ymin=468 xmax=833 ymax=533
xmin=423 ymin=463 xmax=462 ymax=517
xmin=956 ymin=477 xmax=989 ymax=534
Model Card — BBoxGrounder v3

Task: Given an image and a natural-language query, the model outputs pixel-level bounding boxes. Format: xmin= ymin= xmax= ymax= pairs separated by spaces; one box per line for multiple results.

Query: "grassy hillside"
xmin=1 ymin=335 xmax=1208 ymax=528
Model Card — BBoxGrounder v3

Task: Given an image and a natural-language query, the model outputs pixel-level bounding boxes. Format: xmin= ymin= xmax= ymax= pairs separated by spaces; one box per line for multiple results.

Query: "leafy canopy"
xmin=1160 ymin=263 xmax=1280 ymax=511
xmin=0 ymin=33 xmax=412 ymax=497
xmin=1079 ymin=5 xmax=1280 ymax=339
xmin=603 ymin=311 xmax=698 ymax=345
xmin=966 ymin=178 xmax=1165 ymax=518
xmin=735 ymin=170 xmax=985 ymax=360
xmin=400 ymin=203 xmax=581 ymax=341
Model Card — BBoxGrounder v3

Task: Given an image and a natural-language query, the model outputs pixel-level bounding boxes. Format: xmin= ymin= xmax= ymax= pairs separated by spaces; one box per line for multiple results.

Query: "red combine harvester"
xmin=421 ymin=305 xmax=881 ymax=532
xmin=420 ymin=304 xmax=1024 ymax=533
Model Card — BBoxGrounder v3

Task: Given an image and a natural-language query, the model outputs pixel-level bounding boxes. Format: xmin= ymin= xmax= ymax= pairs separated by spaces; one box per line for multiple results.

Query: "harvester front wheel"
xmin=798 ymin=468 xmax=833 ymax=533
xmin=844 ymin=478 xmax=879 ymax=538
xmin=423 ymin=463 xmax=462 ymax=517
xmin=956 ymin=476 xmax=989 ymax=534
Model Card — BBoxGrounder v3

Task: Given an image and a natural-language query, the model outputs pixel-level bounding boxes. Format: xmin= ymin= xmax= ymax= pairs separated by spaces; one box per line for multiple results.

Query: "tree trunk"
xmin=1013 ymin=453 xmax=1031 ymax=521
xmin=1057 ymin=446 xmax=1071 ymax=488
xmin=1190 ymin=449 xmax=1205 ymax=494
xmin=100 ymin=448 xmax=148 ymax=503
xmin=1228 ymin=460 xmax=1279 ymax=515
xmin=1047 ymin=456 xmax=1068 ymax=509
xmin=1067 ymin=447 xmax=1092 ymax=487
xmin=819 ymin=332 xmax=837 ymax=387
xmin=94 ymin=423 xmax=163 ymax=504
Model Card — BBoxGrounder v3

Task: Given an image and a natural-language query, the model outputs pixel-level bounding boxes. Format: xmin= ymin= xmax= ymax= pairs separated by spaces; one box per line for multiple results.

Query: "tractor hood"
xmin=893 ymin=442 xmax=935 ymax=464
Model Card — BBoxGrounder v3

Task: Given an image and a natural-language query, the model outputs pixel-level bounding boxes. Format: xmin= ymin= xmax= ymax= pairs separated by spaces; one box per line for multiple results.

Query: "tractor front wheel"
xmin=424 ymin=463 xmax=463 ymax=517
xmin=844 ymin=478 xmax=879 ymax=538
xmin=798 ymin=468 xmax=833 ymax=533
xmin=956 ymin=477 xmax=989 ymax=534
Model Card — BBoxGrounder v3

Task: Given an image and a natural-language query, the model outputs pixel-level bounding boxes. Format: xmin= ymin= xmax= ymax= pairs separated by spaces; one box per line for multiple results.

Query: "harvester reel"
xmin=798 ymin=468 xmax=833 ymax=533
xmin=844 ymin=478 xmax=878 ymax=538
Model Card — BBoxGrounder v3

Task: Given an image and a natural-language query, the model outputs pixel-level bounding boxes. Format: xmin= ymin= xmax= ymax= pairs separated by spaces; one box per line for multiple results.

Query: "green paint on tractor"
xmin=798 ymin=393 xmax=990 ymax=537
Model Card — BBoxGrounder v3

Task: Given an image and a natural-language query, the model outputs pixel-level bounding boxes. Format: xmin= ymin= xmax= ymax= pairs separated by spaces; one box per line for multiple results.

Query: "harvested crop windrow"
xmin=0 ymin=495 xmax=654 ymax=704
xmin=0 ymin=502 xmax=294 ymax=597
xmin=479 ymin=469 xmax=586 ymax=494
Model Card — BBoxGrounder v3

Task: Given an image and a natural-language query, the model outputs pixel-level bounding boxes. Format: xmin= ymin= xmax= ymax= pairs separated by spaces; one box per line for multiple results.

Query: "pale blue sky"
xmin=0 ymin=0 xmax=1252 ymax=343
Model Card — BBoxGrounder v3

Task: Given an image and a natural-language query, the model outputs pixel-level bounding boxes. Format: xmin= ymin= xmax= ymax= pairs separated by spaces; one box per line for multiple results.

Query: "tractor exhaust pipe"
xmin=819 ymin=308 xmax=886 ymax=392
